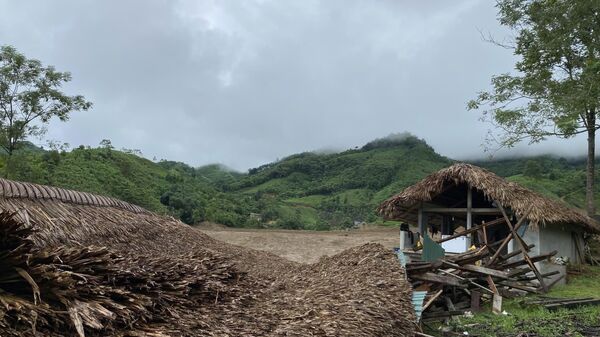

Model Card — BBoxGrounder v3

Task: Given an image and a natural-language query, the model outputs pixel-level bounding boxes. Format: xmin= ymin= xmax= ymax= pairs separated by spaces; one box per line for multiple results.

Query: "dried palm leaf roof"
xmin=378 ymin=163 xmax=600 ymax=233
xmin=0 ymin=178 xmax=147 ymax=214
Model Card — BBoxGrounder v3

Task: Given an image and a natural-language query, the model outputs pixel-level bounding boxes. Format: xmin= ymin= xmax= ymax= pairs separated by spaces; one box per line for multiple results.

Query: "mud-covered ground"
xmin=198 ymin=226 xmax=400 ymax=263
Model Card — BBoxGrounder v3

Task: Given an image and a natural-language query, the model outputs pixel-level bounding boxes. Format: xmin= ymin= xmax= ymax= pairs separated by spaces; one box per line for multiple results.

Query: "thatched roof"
xmin=378 ymin=163 xmax=600 ymax=233
xmin=0 ymin=178 xmax=147 ymax=213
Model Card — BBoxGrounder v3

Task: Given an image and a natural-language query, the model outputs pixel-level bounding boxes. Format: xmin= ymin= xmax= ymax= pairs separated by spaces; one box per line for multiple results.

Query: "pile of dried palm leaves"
xmin=0 ymin=209 xmax=417 ymax=337
xmin=0 ymin=212 xmax=256 ymax=337
xmin=250 ymin=243 xmax=418 ymax=336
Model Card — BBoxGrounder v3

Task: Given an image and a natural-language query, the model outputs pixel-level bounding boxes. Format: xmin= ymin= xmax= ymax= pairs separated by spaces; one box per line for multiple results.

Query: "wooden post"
xmin=418 ymin=206 xmax=424 ymax=235
xmin=492 ymin=294 xmax=503 ymax=314
xmin=418 ymin=205 xmax=429 ymax=237
xmin=470 ymin=290 xmax=482 ymax=312
xmin=466 ymin=187 xmax=472 ymax=250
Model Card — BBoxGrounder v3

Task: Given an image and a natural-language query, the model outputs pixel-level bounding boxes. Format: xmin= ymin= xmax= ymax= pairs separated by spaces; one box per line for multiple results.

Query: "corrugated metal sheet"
xmin=412 ymin=291 xmax=428 ymax=322
xmin=423 ymin=233 xmax=445 ymax=262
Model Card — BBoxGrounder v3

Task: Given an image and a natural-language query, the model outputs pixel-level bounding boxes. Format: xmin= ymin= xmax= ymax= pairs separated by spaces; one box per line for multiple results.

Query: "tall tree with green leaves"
xmin=0 ymin=45 xmax=91 ymax=156
xmin=468 ymin=1 xmax=600 ymax=216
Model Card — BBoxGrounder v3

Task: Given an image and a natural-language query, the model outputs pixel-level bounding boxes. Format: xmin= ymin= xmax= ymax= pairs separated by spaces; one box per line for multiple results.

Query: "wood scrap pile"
xmin=406 ymin=209 xmax=562 ymax=321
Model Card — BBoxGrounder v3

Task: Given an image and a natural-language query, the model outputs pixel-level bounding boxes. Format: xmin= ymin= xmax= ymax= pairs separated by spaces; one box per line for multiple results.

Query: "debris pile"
xmin=404 ymin=216 xmax=562 ymax=321
xmin=0 ymin=212 xmax=257 ymax=337
xmin=0 ymin=209 xmax=416 ymax=336
xmin=253 ymin=243 xmax=418 ymax=336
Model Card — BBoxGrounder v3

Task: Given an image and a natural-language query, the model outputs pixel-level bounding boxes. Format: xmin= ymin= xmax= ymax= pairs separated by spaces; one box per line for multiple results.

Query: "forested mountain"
xmin=3 ymin=135 xmax=597 ymax=229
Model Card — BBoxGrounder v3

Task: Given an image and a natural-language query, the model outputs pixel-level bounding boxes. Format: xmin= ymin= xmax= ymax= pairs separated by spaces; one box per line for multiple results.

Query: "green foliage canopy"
xmin=0 ymin=46 xmax=91 ymax=156
xmin=468 ymin=1 xmax=600 ymax=147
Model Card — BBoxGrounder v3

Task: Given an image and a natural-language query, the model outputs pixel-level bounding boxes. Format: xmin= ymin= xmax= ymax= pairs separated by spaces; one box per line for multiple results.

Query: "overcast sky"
xmin=0 ymin=0 xmax=590 ymax=171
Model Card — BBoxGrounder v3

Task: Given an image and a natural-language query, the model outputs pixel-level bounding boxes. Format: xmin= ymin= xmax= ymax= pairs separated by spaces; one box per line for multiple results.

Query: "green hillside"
xmin=1 ymin=144 xmax=254 ymax=226
xmin=1 ymin=135 xmax=597 ymax=230
xmin=227 ymin=134 xmax=452 ymax=229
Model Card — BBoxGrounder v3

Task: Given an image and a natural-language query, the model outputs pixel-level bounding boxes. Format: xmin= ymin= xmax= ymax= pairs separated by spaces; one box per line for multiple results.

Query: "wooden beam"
xmin=435 ymin=217 xmax=505 ymax=245
xmin=498 ymin=251 xmax=557 ymax=269
xmin=437 ymin=269 xmax=494 ymax=295
xmin=418 ymin=205 xmax=424 ymax=234
xmin=421 ymin=207 xmax=502 ymax=214
xmin=422 ymin=289 xmax=443 ymax=311
xmin=497 ymin=281 xmax=539 ymax=293
xmin=499 ymin=244 xmax=535 ymax=261
xmin=422 ymin=310 xmax=465 ymax=321
xmin=466 ymin=187 xmax=472 ymax=249
xmin=455 ymin=264 xmax=511 ymax=279
xmin=516 ymin=270 xmax=560 ymax=281
xmin=411 ymin=272 xmax=466 ymax=287
xmin=544 ymin=298 xmax=600 ymax=311
xmin=487 ymin=275 xmax=499 ymax=295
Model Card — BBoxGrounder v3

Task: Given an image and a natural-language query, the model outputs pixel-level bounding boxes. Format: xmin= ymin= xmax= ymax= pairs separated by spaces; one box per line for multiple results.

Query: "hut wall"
xmin=539 ymin=223 xmax=583 ymax=264
xmin=536 ymin=223 xmax=583 ymax=286
xmin=506 ymin=223 xmax=569 ymax=285
xmin=509 ymin=223 xmax=540 ymax=257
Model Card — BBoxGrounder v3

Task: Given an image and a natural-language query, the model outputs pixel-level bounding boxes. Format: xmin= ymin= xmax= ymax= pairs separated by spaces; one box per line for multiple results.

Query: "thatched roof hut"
xmin=378 ymin=163 xmax=600 ymax=233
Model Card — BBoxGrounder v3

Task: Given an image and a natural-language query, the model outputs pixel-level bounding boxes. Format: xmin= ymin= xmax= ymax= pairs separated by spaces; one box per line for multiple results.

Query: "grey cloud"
xmin=0 ymin=0 xmax=588 ymax=171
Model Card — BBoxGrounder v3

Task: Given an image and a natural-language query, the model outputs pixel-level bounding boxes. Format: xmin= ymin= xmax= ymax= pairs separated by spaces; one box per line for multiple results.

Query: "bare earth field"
xmin=198 ymin=226 xmax=400 ymax=263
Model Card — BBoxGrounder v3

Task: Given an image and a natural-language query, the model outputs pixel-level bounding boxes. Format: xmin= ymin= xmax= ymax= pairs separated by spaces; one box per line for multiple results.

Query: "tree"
xmin=523 ymin=160 xmax=543 ymax=178
xmin=468 ymin=1 xmax=600 ymax=216
xmin=0 ymin=45 xmax=91 ymax=156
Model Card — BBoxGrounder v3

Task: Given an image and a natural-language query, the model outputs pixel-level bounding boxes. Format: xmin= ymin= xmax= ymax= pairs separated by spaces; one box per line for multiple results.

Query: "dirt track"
xmin=199 ymin=226 xmax=400 ymax=263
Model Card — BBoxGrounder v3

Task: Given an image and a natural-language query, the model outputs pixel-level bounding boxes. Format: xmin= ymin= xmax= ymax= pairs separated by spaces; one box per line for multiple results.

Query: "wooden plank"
xmin=422 ymin=289 xmax=443 ymax=311
xmin=406 ymin=263 xmax=435 ymax=274
xmin=525 ymin=297 xmax=593 ymax=306
xmin=434 ymin=217 xmax=505 ymax=245
xmin=487 ymin=275 xmax=499 ymax=295
xmin=412 ymin=272 xmax=466 ymax=287
xmin=499 ymin=251 xmax=557 ymax=269
xmin=497 ymin=281 xmax=539 ymax=293
xmin=437 ymin=269 xmax=494 ymax=295
xmin=492 ymin=294 xmax=503 ymax=314
xmin=499 ymin=244 xmax=535 ymax=261
xmin=471 ymin=290 xmax=482 ymax=312
xmin=545 ymin=298 xmax=600 ymax=311
xmin=573 ymin=232 xmax=585 ymax=265
xmin=517 ymin=270 xmax=560 ymax=281
xmin=442 ymin=260 xmax=511 ymax=279
xmin=414 ymin=333 xmax=436 ymax=337
xmin=455 ymin=264 xmax=511 ymax=279
xmin=422 ymin=310 xmax=465 ymax=321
